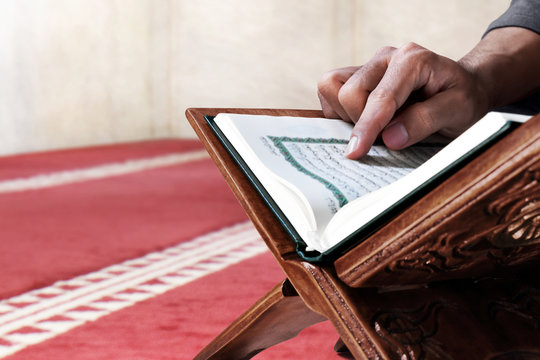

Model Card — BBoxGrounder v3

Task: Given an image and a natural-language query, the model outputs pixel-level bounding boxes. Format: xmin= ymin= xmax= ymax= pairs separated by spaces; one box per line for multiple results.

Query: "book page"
xmin=321 ymin=112 xmax=511 ymax=251
xmin=215 ymin=114 xmax=439 ymax=249
xmin=268 ymin=136 xmax=439 ymax=223
xmin=214 ymin=112 xmax=511 ymax=254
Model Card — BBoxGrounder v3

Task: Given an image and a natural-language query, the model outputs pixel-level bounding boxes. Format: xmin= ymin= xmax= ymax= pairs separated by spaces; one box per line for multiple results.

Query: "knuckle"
xmin=369 ymin=88 xmax=389 ymax=101
xmin=321 ymin=106 xmax=339 ymax=119
xmin=318 ymin=70 xmax=344 ymax=94
xmin=393 ymin=43 xmax=437 ymax=80
xmin=374 ymin=45 xmax=396 ymax=59
xmin=416 ymin=49 xmax=437 ymax=66
xmin=369 ymin=88 xmax=399 ymax=110
xmin=395 ymin=42 xmax=431 ymax=63
xmin=317 ymin=73 xmax=332 ymax=93
xmin=413 ymin=105 xmax=436 ymax=132
xmin=319 ymin=69 xmax=343 ymax=85
xmin=399 ymin=41 xmax=423 ymax=53
xmin=337 ymin=83 xmax=356 ymax=106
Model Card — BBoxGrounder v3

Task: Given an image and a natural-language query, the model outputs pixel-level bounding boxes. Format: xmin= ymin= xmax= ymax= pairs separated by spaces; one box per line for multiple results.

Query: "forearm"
xmin=459 ymin=27 xmax=540 ymax=112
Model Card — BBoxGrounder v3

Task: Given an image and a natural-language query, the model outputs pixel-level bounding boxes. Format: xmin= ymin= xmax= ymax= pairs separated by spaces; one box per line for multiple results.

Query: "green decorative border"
xmin=268 ymin=136 xmax=349 ymax=207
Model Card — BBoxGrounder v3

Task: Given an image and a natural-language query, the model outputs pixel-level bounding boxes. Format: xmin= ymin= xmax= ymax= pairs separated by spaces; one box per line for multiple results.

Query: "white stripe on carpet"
xmin=0 ymin=221 xmax=266 ymax=358
xmin=0 ymin=150 xmax=210 ymax=194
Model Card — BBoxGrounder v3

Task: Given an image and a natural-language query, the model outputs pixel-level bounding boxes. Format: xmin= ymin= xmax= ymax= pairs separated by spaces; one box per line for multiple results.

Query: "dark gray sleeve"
xmin=485 ymin=0 xmax=540 ymax=115
xmin=486 ymin=0 xmax=540 ymax=35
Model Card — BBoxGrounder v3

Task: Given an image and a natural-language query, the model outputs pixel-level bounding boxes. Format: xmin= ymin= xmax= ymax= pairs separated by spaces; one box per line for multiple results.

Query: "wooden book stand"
xmin=186 ymin=108 xmax=540 ymax=360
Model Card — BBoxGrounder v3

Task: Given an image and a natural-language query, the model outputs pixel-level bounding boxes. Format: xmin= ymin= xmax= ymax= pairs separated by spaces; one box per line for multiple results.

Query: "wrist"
xmin=458 ymin=27 xmax=540 ymax=113
xmin=456 ymin=55 xmax=492 ymax=119
xmin=458 ymin=47 xmax=512 ymax=113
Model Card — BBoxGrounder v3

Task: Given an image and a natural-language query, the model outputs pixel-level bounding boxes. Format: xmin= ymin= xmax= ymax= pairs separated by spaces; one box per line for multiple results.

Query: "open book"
xmin=208 ymin=112 xmax=519 ymax=261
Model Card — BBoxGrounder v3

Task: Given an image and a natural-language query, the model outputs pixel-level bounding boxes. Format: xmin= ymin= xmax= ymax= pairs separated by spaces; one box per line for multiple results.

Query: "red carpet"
xmin=0 ymin=139 xmax=340 ymax=359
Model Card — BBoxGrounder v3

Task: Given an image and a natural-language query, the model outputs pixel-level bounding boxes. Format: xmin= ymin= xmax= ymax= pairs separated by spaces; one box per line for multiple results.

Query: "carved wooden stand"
xmin=186 ymin=108 xmax=540 ymax=360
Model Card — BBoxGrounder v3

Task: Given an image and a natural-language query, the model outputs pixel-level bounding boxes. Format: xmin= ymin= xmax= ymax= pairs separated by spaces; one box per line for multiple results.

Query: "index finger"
xmin=346 ymin=43 xmax=436 ymax=159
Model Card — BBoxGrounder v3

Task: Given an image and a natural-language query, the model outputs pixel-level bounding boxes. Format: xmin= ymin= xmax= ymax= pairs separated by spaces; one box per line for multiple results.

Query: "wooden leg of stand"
xmin=194 ymin=278 xmax=326 ymax=360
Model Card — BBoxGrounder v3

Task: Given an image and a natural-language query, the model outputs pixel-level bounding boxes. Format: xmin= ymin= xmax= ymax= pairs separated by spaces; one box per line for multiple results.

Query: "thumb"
xmin=381 ymin=89 xmax=473 ymax=149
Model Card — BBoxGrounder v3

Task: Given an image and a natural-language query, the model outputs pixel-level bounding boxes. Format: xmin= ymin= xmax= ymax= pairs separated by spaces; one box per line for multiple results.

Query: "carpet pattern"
xmin=0 ymin=139 xmax=340 ymax=359
xmin=0 ymin=222 xmax=266 ymax=357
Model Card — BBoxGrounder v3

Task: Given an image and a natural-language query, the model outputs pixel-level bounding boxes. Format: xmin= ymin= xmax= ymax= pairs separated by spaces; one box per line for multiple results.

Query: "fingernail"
xmin=383 ymin=122 xmax=408 ymax=148
xmin=345 ymin=135 xmax=360 ymax=157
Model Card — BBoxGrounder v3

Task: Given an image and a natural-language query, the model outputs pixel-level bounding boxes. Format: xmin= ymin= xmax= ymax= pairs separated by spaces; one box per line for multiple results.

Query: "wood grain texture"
xmin=193 ymin=279 xmax=326 ymax=360
xmin=185 ymin=108 xmax=387 ymax=359
xmin=186 ymin=108 xmax=540 ymax=359
xmin=336 ymin=114 xmax=540 ymax=287
xmin=185 ymin=108 xmax=321 ymax=260
xmin=348 ymin=272 xmax=540 ymax=359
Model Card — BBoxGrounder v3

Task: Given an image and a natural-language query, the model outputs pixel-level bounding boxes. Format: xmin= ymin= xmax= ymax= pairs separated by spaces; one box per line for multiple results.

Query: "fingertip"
xmin=345 ymin=133 xmax=370 ymax=159
xmin=345 ymin=135 xmax=359 ymax=158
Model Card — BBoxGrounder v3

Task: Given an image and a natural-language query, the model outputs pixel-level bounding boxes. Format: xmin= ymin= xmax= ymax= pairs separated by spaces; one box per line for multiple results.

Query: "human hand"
xmin=317 ymin=43 xmax=489 ymax=159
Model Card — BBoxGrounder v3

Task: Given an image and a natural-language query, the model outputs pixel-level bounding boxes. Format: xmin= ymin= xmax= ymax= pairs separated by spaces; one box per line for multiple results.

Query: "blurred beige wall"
xmin=0 ymin=0 xmax=509 ymax=156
